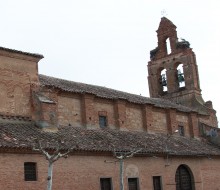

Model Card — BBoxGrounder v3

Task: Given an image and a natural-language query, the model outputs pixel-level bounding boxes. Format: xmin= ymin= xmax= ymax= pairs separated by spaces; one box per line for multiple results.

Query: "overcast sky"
xmin=1 ymin=1 xmax=220 ymax=123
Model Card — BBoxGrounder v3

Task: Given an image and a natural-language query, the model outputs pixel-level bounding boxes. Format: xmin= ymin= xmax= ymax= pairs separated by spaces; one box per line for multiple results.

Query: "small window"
xmin=100 ymin=178 xmax=112 ymax=190
xmin=178 ymin=125 xmax=185 ymax=136
xmin=128 ymin=178 xmax=139 ymax=190
xmin=153 ymin=176 xmax=162 ymax=190
xmin=24 ymin=162 xmax=37 ymax=181
xmin=99 ymin=116 xmax=107 ymax=128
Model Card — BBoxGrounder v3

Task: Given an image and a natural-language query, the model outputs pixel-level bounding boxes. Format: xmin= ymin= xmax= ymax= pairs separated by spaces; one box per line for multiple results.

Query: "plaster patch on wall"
xmin=125 ymin=164 xmax=139 ymax=177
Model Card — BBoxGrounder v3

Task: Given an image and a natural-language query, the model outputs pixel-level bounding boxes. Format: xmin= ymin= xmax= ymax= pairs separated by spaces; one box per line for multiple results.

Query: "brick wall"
xmin=125 ymin=105 xmax=144 ymax=131
xmin=35 ymin=88 xmax=208 ymax=138
xmin=0 ymin=52 xmax=41 ymax=117
xmin=152 ymin=108 xmax=167 ymax=133
xmin=58 ymin=95 xmax=82 ymax=126
xmin=176 ymin=113 xmax=190 ymax=137
xmin=0 ymin=53 xmax=39 ymax=82
xmin=0 ymin=68 xmax=31 ymax=116
xmin=94 ymin=99 xmax=117 ymax=129
xmin=0 ymin=153 xmax=219 ymax=190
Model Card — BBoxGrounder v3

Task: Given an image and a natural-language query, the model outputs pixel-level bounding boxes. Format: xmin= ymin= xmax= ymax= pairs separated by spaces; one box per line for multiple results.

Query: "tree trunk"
xmin=47 ymin=162 xmax=53 ymax=190
xmin=119 ymin=159 xmax=124 ymax=190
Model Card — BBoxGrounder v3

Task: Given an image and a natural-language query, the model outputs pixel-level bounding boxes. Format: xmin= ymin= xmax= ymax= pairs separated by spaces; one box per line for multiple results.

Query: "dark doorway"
xmin=153 ymin=176 xmax=162 ymax=190
xmin=175 ymin=165 xmax=195 ymax=190
xmin=128 ymin=178 xmax=139 ymax=190
xmin=100 ymin=178 xmax=112 ymax=190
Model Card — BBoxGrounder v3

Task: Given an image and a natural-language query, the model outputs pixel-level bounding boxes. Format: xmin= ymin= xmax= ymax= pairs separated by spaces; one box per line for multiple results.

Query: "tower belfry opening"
xmin=166 ymin=38 xmax=172 ymax=55
xmin=160 ymin=69 xmax=167 ymax=92
xmin=177 ymin=64 xmax=185 ymax=88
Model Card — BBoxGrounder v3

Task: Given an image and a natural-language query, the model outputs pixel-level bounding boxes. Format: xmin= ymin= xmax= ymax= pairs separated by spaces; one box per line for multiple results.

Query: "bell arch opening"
xmin=176 ymin=64 xmax=185 ymax=88
xmin=159 ymin=68 xmax=168 ymax=93
xmin=166 ymin=38 xmax=172 ymax=55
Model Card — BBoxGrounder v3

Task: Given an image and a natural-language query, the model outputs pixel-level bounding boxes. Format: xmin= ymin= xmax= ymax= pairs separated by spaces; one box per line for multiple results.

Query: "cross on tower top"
xmin=161 ymin=9 xmax=167 ymax=17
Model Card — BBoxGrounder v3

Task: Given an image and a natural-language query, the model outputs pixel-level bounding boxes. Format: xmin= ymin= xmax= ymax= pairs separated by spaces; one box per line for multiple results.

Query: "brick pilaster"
xmin=114 ymin=100 xmax=126 ymax=129
xmin=142 ymin=105 xmax=154 ymax=132
xmin=166 ymin=68 xmax=178 ymax=93
xmin=82 ymin=94 xmax=95 ymax=127
xmin=166 ymin=109 xmax=177 ymax=135
xmin=189 ymin=112 xmax=199 ymax=138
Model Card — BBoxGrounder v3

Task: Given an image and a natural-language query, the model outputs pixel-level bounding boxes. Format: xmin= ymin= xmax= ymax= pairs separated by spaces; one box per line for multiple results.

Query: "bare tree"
xmin=33 ymin=139 xmax=73 ymax=190
xmin=112 ymin=149 xmax=142 ymax=190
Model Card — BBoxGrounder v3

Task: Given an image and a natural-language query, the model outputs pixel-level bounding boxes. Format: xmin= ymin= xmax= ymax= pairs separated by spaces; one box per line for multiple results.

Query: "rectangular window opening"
xmin=178 ymin=125 xmax=185 ymax=136
xmin=100 ymin=178 xmax=112 ymax=190
xmin=24 ymin=162 xmax=37 ymax=181
xmin=128 ymin=178 xmax=139 ymax=190
xmin=99 ymin=115 xmax=107 ymax=128
xmin=153 ymin=176 xmax=162 ymax=190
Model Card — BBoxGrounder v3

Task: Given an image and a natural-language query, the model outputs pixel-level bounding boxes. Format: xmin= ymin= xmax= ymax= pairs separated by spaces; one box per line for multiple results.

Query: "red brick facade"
xmin=1 ymin=153 xmax=220 ymax=190
xmin=0 ymin=19 xmax=220 ymax=190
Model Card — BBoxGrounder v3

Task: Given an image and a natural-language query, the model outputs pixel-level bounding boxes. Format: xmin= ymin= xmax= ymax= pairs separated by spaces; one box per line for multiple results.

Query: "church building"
xmin=0 ymin=17 xmax=219 ymax=190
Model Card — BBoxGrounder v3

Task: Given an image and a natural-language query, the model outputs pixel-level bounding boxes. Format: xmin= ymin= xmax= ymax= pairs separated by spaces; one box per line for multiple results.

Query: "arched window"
xmin=175 ymin=165 xmax=195 ymax=190
xmin=166 ymin=38 xmax=172 ymax=54
xmin=160 ymin=69 xmax=168 ymax=92
xmin=177 ymin=64 xmax=185 ymax=88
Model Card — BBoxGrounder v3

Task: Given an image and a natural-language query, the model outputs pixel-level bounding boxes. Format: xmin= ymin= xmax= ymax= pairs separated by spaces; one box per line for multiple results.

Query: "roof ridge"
xmin=39 ymin=74 xmax=148 ymax=97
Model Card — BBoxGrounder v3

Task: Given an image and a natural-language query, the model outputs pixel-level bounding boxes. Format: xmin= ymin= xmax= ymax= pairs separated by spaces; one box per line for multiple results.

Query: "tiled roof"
xmin=0 ymin=46 xmax=44 ymax=58
xmin=0 ymin=121 xmax=219 ymax=156
xmin=39 ymin=74 xmax=193 ymax=113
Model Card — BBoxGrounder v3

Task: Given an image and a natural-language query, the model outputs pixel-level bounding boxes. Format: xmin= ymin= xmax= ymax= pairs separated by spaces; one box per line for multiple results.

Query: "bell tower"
xmin=148 ymin=17 xmax=217 ymax=121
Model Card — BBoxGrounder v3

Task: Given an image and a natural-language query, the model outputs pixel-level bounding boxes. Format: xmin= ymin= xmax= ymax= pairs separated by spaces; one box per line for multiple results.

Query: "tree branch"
xmin=112 ymin=148 xmax=143 ymax=160
xmin=32 ymin=138 xmax=75 ymax=164
xmin=125 ymin=148 xmax=142 ymax=158
xmin=33 ymin=139 xmax=51 ymax=160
